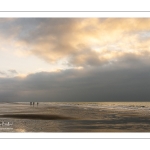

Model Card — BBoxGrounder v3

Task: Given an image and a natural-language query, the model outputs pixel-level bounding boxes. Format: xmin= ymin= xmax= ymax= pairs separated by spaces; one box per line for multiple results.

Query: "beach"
xmin=0 ymin=102 xmax=150 ymax=132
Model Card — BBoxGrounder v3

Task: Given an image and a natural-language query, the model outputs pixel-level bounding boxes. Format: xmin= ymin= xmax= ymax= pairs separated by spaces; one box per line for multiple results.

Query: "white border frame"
xmin=0 ymin=10 xmax=150 ymax=140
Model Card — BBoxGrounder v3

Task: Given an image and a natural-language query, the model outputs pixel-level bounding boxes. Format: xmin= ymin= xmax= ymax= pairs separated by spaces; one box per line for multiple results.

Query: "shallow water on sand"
xmin=0 ymin=102 xmax=150 ymax=132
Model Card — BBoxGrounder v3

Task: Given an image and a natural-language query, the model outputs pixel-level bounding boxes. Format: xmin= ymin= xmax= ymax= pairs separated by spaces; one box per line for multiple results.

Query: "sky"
xmin=0 ymin=18 xmax=150 ymax=102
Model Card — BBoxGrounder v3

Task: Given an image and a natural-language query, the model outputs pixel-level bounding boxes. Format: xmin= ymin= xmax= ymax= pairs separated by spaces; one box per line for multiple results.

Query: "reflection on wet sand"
xmin=15 ymin=128 xmax=26 ymax=132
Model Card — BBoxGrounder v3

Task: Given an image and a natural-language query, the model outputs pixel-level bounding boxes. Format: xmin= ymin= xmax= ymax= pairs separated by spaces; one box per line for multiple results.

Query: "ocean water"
xmin=0 ymin=102 xmax=150 ymax=132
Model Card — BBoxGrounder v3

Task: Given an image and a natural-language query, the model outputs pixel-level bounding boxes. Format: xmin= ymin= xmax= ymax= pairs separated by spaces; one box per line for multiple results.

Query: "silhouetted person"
xmin=37 ymin=102 xmax=39 ymax=106
xmin=30 ymin=102 xmax=32 ymax=106
xmin=33 ymin=102 xmax=35 ymax=107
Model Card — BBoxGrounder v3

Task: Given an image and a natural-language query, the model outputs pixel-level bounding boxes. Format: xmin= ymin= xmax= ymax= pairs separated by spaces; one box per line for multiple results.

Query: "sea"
xmin=0 ymin=102 xmax=150 ymax=132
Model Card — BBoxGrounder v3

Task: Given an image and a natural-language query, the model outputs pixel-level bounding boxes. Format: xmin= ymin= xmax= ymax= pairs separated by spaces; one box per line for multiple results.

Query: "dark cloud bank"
xmin=0 ymin=56 xmax=150 ymax=102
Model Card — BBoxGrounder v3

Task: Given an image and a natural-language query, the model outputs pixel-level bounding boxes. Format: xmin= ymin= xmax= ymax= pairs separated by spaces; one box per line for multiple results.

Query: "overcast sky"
xmin=0 ymin=18 xmax=150 ymax=102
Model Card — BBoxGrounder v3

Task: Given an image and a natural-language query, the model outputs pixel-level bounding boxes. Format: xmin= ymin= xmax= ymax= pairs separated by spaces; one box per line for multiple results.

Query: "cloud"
xmin=0 ymin=70 xmax=18 ymax=78
xmin=1 ymin=18 xmax=150 ymax=102
xmin=0 ymin=71 xmax=6 ymax=75
xmin=1 ymin=18 xmax=150 ymax=68
xmin=0 ymin=56 xmax=150 ymax=102
xmin=8 ymin=69 xmax=18 ymax=74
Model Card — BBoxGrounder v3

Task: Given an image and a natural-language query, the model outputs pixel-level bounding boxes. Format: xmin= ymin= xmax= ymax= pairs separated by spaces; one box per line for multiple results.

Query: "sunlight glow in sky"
xmin=0 ymin=18 xmax=150 ymax=78
xmin=1 ymin=18 xmax=150 ymax=102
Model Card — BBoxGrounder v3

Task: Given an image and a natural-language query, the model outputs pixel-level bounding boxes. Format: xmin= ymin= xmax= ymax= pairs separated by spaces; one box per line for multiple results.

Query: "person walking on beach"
xmin=30 ymin=102 xmax=32 ymax=106
xmin=37 ymin=102 xmax=39 ymax=106
xmin=33 ymin=102 xmax=35 ymax=107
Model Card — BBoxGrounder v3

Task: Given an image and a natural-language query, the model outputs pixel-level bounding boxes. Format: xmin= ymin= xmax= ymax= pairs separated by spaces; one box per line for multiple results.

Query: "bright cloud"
xmin=0 ymin=18 xmax=150 ymax=102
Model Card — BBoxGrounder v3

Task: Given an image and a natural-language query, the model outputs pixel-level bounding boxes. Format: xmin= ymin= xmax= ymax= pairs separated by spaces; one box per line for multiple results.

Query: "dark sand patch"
xmin=0 ymin=114 xmax=74 ymax=120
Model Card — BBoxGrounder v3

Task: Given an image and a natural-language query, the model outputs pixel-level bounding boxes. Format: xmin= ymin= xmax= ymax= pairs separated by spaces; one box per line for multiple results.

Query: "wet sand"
xmin=0 ymin=114 xmax=74 ymax=120
xmin=0 ymin=102 xmax=150 ymax=132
